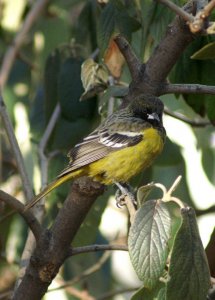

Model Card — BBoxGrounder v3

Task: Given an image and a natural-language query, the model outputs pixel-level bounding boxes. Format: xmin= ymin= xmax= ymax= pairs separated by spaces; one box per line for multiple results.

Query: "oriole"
xmin=25 ymin=96 xmax=166 ymax=210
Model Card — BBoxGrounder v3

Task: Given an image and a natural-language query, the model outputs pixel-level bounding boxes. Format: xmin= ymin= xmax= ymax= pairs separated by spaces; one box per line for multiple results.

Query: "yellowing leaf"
xmin=104 ymin=39 xmax=125 ymax=78
xmin=80 ymin=58 xmax=109 ymax=100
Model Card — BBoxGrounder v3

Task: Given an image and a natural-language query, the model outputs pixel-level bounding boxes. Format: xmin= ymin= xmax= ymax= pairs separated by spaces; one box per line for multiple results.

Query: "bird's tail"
xmin=25 ymin=169 xmax=83 ymax=211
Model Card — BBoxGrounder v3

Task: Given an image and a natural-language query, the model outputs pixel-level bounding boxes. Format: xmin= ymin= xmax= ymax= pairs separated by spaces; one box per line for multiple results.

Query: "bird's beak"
xmin=147 ymin=112 xmax=160 ymax=122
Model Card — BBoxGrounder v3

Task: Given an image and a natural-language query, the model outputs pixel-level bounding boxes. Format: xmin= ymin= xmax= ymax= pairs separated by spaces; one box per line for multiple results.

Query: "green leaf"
xmin=34 ymin=16 xmax=70 ymax=66
xmin=140 ymin=0 xmax=177 ymax=53
xmin=191 ymin=42 xmax=215 ymax=60
xmin=137 ymin=183 xmax=155 ymax=207
xmin=170 ymin=36 xmax=215 ymax=122
xmin=131 ymin=282 xmax=166 ymax=300
xmin=128 ymin=200 xmax=171 ymax=289
xmin=166 ymin=207 xmax=211 ymax=300
xmin=202 ymin=146 xmax=215 ymax=183
xmin=58 ymin=57 xmax=97 ymax=121
xmin=75 ymin=1 xmax=98 ymax=51
xmin=44 ymin=49 xmax=61 ymax=122
xmin=98 ymin=0 xmax=140 ymax=56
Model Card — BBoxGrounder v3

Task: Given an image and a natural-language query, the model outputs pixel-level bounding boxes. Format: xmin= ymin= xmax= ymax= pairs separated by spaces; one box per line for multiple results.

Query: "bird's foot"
xmin=115 ymin=182 xmax=137 ymax=208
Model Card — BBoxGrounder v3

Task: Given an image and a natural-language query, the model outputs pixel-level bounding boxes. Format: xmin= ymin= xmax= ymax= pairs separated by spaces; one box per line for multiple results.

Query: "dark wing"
xmin=58 ymin=128 xmax=143 ymax=178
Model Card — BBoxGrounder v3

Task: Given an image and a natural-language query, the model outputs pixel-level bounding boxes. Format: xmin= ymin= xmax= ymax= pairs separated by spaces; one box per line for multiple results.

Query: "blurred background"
xmin=0 ymin=0 xmax=215 ymax=299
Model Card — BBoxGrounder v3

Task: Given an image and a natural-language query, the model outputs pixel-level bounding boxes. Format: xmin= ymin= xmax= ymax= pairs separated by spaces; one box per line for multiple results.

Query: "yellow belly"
xmin=87 ymin=128 xmax=164 ymax=184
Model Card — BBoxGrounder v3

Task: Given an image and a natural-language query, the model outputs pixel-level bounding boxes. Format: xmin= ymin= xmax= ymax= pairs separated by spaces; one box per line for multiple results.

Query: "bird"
xmin=25 ymin=96 xmax=166 ymax=210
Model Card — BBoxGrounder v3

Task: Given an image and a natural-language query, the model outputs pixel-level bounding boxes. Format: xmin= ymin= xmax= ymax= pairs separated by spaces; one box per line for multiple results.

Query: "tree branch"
xmin=157 ymin=0 xmax=194 ymax=23
xmin=14 ymin=177 xmax=105 ymax=299
xmin=0 ymin=190 xmax=42 ymax=240
xmin=0 ymin=0 xmax=50 ymax=89
xmin=164 ymin=107 xmax=210 ymax=127
xmin=0 ymin=95 xmax=34 ymax=202
xmin=115 ymin=3 xmax=195 ymax=98
xmin=160 ymin=83 xmax=215 ymax=95
xmin=38 ymin=104 xmax=61 ymax=190
xmin=67 ymin=244 xmax=128 ymax=257
xmin=114 ymin=35 xmax=142 ymax=80
xmin=97 ymin=287 xmax=139 ymax=300
xmin=48 ymin=251 xmax=110 ymax=293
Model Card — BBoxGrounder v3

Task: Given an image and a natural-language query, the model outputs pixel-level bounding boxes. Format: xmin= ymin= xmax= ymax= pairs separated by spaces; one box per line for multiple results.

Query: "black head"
xmin=129 ymin=96 xmax=164 ymax=125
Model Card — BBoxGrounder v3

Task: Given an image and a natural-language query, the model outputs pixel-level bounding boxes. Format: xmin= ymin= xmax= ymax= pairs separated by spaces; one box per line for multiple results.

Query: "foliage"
xmin=0 ymin=0 xmax=214 ymax=299
xmin=129 ymin=185 xmax=211 ymax=300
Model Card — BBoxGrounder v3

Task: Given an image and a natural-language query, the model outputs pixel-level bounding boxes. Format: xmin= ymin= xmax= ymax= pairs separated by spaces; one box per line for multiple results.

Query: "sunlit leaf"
xmin=166 ymin=207 xmax=211 ymax=300
xmin=191 ymin=42 xmax=215 ymax=60
xmin=80 ymin=58 xmax=109 ymax=100
xmin=128 ymin=200 xmax=171 ymax=289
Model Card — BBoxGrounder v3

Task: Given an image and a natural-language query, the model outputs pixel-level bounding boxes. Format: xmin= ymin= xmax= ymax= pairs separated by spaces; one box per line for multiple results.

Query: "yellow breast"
xmin=87 ymin=127 xmax=164 ymax=184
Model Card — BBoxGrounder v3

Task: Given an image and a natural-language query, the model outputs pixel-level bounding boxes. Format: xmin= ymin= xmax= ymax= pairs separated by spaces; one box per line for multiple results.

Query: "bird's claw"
xmin=115 ymin=182 xmax=137 ymax=208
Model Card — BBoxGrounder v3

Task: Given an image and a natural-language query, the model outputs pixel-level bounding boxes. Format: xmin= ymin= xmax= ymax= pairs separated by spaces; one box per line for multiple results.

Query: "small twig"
xmin=0 ymin=95 xmax=34 ymax=202
xmin=55 ymin=281 xmax=95 ymax=300
xmin=0 ymin=209 xmax=16 ymax=223
xmin=0 ymin=190 xmax=42 ymax=240
xmin=0 ymin=291 xmax=13 ymax=300
xmin=114 ymin=35 xmax=142 ymax=80
xmin=38 ymin=103 xmax=61 ymax=190
xmin=107 ymin=76 xmax=115 ymax=116
xmin=0 ymin=0 xmax=50 ymax=88
xmin=67 ymin=244 xmax=128 ymax=257
xmin=97 ymin=287 xmax=139 ymax=300
xmin=157 ymin=0 xmax=194 ymax=23
xmin=202 ymin=0 xmax=215 ymax=17
xmin=189 ymin=0 xmax=215 ymax=33
xmin=166 ymin=175 xmax=182 ymax=196
xmin=17 ymin=52 xmax=38 ymax=71
xmin=157 ymin=0 xmax=215 ymax=34
xmin=164 ymin=107 xmax=210 ymax=127
xmin=155 ymin=176 xmax=185 ymax=208
xmin=48 ymin=251 xmax=110 ymax=293
xmin=161 ymin=83 xmax=215 ymax=96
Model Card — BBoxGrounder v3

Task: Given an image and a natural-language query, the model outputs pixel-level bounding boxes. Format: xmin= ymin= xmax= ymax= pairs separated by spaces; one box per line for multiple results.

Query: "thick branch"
xmin=0 ymin=190 xmax=42 ymax=240
xmin=13 ymin=177 xmax=105 ymax=299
